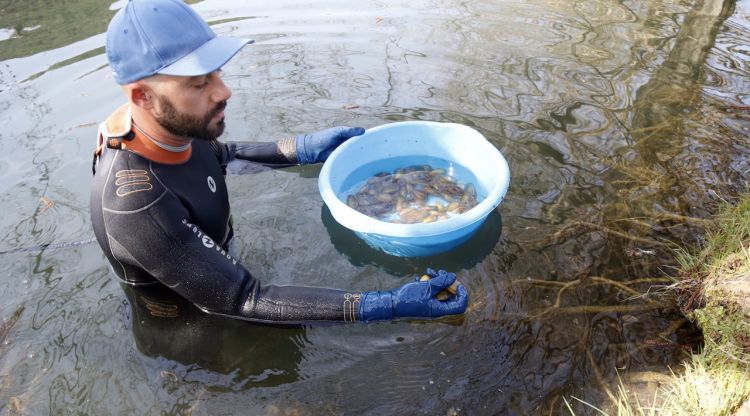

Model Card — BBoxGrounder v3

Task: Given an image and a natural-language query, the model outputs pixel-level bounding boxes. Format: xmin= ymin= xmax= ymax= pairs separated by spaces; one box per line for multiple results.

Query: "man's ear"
xmin=125 ymin=82 xmax=155 ymax=110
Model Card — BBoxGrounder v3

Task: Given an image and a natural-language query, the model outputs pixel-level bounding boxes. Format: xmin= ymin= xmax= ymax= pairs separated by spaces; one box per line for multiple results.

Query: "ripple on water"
xmin=0 ymin=0 xmax=748 ymax=414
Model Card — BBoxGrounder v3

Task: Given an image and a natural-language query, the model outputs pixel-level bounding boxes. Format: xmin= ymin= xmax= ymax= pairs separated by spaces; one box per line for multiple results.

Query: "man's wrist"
xmin=358 ymin=290 xmax=394 ymax=322
xmin=277 ymin=137 xmax=298 ymax=163
xmin=294 ymin=134 xmax=312 ymax=164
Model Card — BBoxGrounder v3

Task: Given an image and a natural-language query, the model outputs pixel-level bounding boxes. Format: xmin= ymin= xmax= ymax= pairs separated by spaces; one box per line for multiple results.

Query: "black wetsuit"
xmin=90 ymin=106 xmax=361 ymax=324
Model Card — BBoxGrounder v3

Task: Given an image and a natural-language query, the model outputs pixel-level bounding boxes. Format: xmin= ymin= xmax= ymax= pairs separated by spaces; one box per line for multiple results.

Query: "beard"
xmin=154 ymin=95 xmax=227 ymax=141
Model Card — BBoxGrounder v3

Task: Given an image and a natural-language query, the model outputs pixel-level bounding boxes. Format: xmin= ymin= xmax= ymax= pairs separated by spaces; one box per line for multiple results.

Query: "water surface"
xmin=1 ymin=0 xmax=749 ymax=414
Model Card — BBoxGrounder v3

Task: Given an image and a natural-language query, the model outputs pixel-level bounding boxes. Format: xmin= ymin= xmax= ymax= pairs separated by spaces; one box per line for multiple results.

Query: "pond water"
xmin=1 ymin=0 xmax=749 ymax=414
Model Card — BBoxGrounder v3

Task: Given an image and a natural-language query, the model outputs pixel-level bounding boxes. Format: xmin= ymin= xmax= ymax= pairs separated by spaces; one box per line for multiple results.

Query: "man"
xmin=90 ymin=0 xmax=468 ymax=324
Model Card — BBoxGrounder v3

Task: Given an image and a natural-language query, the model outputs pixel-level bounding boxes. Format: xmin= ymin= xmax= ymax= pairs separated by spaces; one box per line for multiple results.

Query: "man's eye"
xmin=193 ymin=77 xmax=209 ymax=88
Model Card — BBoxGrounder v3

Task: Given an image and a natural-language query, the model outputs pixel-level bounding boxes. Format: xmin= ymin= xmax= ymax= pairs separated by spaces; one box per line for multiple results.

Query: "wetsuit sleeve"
xmin=104 ymin=188 xmax=362 ymax=324
xmin=212 ymin=138 xmax=298 ymax=168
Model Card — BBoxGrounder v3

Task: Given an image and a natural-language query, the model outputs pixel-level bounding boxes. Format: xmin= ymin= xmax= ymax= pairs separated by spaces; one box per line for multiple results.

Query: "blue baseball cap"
xmin=106 ymin=0 xmax=254 ymax=85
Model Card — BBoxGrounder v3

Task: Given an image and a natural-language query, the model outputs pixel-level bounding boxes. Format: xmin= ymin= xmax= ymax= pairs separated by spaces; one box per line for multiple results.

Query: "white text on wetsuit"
xmin=182 ymin=219 xmax=237 ymax=265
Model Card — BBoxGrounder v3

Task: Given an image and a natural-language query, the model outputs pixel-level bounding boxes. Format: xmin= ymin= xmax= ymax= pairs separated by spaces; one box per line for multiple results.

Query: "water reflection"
xmin=0 ymin=0 xmax=749 ymax=414
xmin=121 ymin=284 xmax=304 ymax=389
xmin=321 ymin=204 xmax=503 ymax=275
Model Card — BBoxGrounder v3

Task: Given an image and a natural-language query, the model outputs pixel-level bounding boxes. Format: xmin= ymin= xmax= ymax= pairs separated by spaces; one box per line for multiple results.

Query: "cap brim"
xmin=157 ymin=36 xmax=254 ymax=77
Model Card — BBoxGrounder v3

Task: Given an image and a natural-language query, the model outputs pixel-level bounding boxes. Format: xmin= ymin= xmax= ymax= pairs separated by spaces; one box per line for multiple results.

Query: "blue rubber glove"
xmin=295 ymin=126 xmax=365 ymax=164
xmin=359 ymin=269 xmax=469 ymax=322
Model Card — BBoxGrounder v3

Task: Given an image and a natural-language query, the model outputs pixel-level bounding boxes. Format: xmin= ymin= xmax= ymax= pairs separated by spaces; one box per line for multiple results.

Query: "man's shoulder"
xmin=96 ymin=149 xmax=169 ymax=213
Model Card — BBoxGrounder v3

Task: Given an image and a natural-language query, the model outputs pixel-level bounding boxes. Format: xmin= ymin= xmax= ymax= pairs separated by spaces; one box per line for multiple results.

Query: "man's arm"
xmin=215 ymin=126 xmax=366 ymax=170
xmin=103 ymin=188 xmax=467 ymax=324
xmin=104 ymin=187 xmax=358 ymax=323
xmin=224 ymin=138 xmax=298 ymax=166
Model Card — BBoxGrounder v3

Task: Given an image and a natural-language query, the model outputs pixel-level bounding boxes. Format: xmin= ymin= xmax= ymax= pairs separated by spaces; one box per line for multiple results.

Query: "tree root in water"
xmin=587 ymin=349 xmax=620 ymax=405
xmin=539 ymin=302 xmax=669 ymax=316
xmin=512 ymin=275 xmax=672 ymax=318
xmin=577 ymin=313 xmax=690 ymax=411
xmin=613 ymin=212 xmax=713 ymax=228
xmin=530 ymin=221 xmax=670 ymax=250
xmin=658 ymin=317 xmax=688 ymax=340
xmin=625 ymin=371 xmax=675 ymax=384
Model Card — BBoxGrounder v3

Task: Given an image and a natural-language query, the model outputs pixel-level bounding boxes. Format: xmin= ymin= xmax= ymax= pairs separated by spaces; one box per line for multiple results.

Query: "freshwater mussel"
xmin=420 ymin=274 xmax=459 ymax=300
xmin=346 ymin=164 xmax=478 ymax=224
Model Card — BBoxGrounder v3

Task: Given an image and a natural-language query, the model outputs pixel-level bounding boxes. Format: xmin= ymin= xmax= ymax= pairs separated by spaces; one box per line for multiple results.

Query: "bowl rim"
xmin=319 ymin=121 xmax=510 ymax=238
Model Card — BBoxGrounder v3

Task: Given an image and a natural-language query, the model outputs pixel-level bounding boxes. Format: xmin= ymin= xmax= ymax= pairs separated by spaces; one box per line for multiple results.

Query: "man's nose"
xmin=211 ymin=73 xmax=232 ymax=102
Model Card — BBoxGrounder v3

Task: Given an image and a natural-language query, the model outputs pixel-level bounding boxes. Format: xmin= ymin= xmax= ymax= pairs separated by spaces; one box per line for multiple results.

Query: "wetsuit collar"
xmin=99 ymin=104 xmax=192 ymax=165
xmin=133 ymin=123 xmax=191 ymax=153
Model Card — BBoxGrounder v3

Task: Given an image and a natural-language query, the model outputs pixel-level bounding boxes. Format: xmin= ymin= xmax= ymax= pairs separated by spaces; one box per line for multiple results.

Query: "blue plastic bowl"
xmin=319 ymin=121 xmax=510 ymax=257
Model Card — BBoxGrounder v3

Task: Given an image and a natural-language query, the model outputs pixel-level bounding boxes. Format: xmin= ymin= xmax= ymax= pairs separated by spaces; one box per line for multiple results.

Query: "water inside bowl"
xmin=338 ymin=156 xmax=486 ymax=220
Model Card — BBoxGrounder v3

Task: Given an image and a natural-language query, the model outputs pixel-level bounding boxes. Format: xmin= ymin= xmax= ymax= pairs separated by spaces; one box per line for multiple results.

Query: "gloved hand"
xmin=295 ymin=126 xmax=365 ymax=164
xmin=359 ymin=269 xmax=469 ymax=322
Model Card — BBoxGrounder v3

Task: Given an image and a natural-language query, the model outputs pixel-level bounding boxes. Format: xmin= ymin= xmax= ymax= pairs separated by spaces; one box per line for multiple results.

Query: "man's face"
xmin=154 ymin=93 xmax=226 ymax=141
xmin=148 ymin=71 xmax=232 ymax=141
